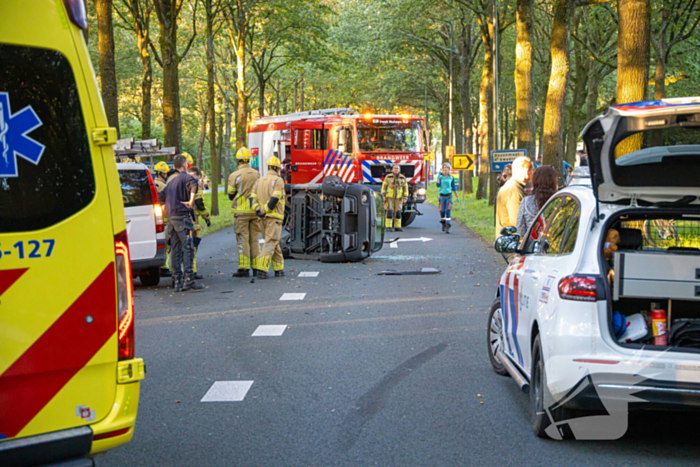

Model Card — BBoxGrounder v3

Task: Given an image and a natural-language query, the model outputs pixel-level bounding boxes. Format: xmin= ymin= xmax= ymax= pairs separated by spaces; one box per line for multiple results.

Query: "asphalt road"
xmin=101 ymin=202 xmax=700 ymax=466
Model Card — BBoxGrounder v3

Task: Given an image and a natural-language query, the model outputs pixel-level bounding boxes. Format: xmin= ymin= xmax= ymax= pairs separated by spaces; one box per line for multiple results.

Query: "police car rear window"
xmin=0 ymin=44 xmax=95 ymax=233
xmin=119 ymin=169 xmax=153 ymax=207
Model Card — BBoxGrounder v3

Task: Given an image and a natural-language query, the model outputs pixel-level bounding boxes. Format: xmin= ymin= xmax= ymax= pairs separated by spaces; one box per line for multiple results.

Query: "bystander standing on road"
xmin=495 ymin=156 xmax=533 ymax=237
xmin=436 ymin=163 xmax=457 ymax=234
xmin=497 ymin=164 xmax=512 ymax=188
xmin=516 ymin=165 xmax=558 ymax=238
xmin=158 ymin=154 xmax=205 ymax=292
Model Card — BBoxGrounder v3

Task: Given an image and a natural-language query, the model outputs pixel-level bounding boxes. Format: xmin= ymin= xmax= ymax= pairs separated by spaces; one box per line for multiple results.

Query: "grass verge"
xmin=199 ymin=190 xmax=235 ymax=236
xmin=426 ymin=178 xmax=496 ymax=242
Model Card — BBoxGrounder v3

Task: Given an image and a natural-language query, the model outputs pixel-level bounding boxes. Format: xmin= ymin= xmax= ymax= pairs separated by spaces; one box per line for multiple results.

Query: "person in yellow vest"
xmin=154 ymin=161 xmax=171 ymax=277
xmin=381 ymin=164 xmax=408 ymax=232
xmin=154 ymin=161 xmax=169 ymax=192
xmin=228 ymin=147 xmax=261 ymax=278
xmin=187 ymin=165 xmax=211 ymax=280
xmin=252 ymin=156 xmax=285 ymax=280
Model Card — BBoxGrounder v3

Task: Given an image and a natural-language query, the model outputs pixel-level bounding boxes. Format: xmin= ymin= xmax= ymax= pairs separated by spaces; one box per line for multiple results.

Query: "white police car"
xmin=488 ymin=97 xmax=700 ymax=440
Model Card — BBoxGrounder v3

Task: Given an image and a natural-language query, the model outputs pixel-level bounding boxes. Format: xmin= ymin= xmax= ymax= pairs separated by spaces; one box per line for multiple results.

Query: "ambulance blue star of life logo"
xmin=0 ymin=92 xmax=45 ymax=178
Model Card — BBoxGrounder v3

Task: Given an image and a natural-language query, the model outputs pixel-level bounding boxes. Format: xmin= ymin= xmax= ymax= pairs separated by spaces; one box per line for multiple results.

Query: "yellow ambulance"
xmin=0 ymin=1 xmax=144 ymax=464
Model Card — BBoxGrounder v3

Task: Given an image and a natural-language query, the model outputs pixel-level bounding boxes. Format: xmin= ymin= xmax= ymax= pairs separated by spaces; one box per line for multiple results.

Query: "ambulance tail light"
xmin=558 ymin=275 xmax=601 ymax=302
xmin=146 ymin=171 xmax=165 ymax=233
xmin=115 ymin=231 xmax=135 ymax=360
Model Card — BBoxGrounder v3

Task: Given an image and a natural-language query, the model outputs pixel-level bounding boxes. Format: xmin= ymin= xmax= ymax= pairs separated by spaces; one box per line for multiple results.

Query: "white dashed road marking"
xmin=252 ymin=325 xmax=287 ymax=337
xmin=390 ymin=241 xmax=398 ymax=248
xmin=201 ymin=381 xmax=254 ymax=402
xmin=280 ymin=293 xmax=306 ymax=301
xmin=298 ymin=271 xmax=319 ymax=277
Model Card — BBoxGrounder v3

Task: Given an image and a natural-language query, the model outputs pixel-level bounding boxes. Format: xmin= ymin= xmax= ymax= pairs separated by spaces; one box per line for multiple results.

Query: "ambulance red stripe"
xmin=0 ymin=268 xmax=28 ymax=296
xmin=0 ymin=264 xmax=116 ymax=438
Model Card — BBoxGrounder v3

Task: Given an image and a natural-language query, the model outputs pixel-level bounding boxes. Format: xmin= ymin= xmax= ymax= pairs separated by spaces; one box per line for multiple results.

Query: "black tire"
xmin=487 ymin=299 xmax=508 ymax=376
xmin=531 ymin=334 xmax=554 ymax=438
xmin=319 ymin=252 xmax=346 ymax=263
xmin=401 ymin=211 xmax=417 ymax=227
xmin=139 ymin=268 xmax=161 ymax=287
xmin=322 ymin=175 xmax=346 ymax=198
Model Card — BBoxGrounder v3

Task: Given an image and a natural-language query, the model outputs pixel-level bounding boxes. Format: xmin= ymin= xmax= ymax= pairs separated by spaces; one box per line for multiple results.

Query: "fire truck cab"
xmin=248 ymin=108 xmax=428 ymax=227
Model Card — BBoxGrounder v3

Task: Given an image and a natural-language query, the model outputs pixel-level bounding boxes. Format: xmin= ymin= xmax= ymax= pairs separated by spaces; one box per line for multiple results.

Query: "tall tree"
xmin=458 ymin=16 xmax=481 ymax=194
xmin=617 ymin=0 xmax=651 ymax=104
xmin=153 ymin=0 xmax=198 ymax=153
xmin=616 ymin=0 xmax=651 ymax=156
xmin=515 ymin=0 xmax=535 ymax=160
xmin=95 ymin=0 xmax=120 ymax=135
xmin=116 ymin=0 xmax=155 ymax=139
xmin=542 ymin=0 xmax=573 ymax=179
xmin=651 ymin=0 xmax=700 ymax=99
xmin=205 ymin=0 xmax=220 ymax=215
xmin=224 ymin=0 xmax=261 ymax=151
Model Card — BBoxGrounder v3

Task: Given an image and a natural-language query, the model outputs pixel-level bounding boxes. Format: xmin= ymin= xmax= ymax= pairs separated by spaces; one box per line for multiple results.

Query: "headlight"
xmin=417 ymin=188 xmax=426 ymax=196
xmin=361 ymin=193 xmax=369 ymax=203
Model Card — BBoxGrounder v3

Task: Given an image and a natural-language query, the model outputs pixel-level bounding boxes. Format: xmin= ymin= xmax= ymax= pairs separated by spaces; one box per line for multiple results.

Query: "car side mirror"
xmin=494 ymin=234 xmax=521 ymax=254
xmin=500 ymin=226 xmax=517 ymax=236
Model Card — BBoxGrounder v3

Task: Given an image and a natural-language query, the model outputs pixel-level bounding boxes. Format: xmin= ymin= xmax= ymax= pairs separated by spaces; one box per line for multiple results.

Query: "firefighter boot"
xmin=446 ymin=223 xmax=451 ymax=234
xmin=275 ymin=270 xmax=285 ymax=277
xmin=441 ymin=220 xmax=446 ymax=232
xmin=257 ymin=270 xmax=269 ymax=280
xmin=233 ymin=269 xmax=250 ymax=278
xmin=182 ymin=275 xmax=205 ymax=291
xmin=174 ymin=278 xmax=183 ymax=293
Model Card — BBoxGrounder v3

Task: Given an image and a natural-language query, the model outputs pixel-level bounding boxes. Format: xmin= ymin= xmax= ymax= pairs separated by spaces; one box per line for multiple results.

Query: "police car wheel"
xmin=487 ymin=299 xmax=508 ymax=376
xmin=531 ymin=334 xmax=557 ymax=439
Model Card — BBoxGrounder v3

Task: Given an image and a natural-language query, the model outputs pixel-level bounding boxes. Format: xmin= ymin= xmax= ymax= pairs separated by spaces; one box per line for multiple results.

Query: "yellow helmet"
xmin=183 ymin=152 xmax=194 ymax=167
xmin=267 ymin=156 xmax=281 ymax=169
xmin=154 ymin=161 xmax=169 ymax=174
xmin=236 ymin=147 xmax=251 ymax=161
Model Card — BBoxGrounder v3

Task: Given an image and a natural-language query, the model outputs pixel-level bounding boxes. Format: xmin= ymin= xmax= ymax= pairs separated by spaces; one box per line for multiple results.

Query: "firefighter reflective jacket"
xmin=382 ymin=173 xmax=408 ymax=200
xmin=228 ymin=163 xmax=260 ymax=214
xmin=252 ymin=171 xmax=285 ymax=221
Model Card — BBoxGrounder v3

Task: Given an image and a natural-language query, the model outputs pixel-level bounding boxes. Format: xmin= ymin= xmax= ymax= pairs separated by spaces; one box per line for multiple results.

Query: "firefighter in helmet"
xmin=252 ymin=156 xmax=285 ymax=279
xmin=184 ymin=152 xmax=194 ymax=169
xmin=228 ymin=147 xmax=261 ymax=278
xmin=154 ymin=161 xmax=169 ymax=192
xmin=381 ymin=163 xmax=408 ymax=232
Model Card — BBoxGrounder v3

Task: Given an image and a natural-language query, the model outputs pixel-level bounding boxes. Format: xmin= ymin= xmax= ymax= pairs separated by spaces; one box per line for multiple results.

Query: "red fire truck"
xmin=247 ymin=108 xmax=428 ymax=227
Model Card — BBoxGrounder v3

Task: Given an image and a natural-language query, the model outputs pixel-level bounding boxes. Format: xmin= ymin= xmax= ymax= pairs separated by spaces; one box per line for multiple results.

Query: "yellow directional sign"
xmin=453 ymin=154 xmax=474 ymax=170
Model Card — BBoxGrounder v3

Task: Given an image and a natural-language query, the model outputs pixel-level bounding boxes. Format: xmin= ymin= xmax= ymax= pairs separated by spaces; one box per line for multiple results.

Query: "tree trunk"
xmin=156 ymin=0 xmax=182 ymax=152
xmin=258 ymin=79 xmax=266 ymax=117
xmin=96 ymin=0 xmax=119 ymax=136
xmin=235 ymin=34 xmax=248 ymax=151
xmin=206 ymin=0 xmax=219 ymax=216
xmin=138 ymin=38 xmax=152 ymax=139
xmin=224 ymin=90 xmax=232 ymax=185
xmin=586 ymin=72 xmax=602 ymax=122
xmin=616 ymin=0 xmax=650 ymax=156
xmin=459 ymin=27 xmax=474 ymax=194
xmin=197 ymin=99 xmax=208 ymax=166
xmin=476 ymin=25 xmax=493 ymax=201
xmin=300 ymin=80 xmax=305 ymax=111
xmin=542 ymin=0 xmax=573 ymax=183
xmin=653 ymin=51 xmax=666 ymax=100
xmin=515 ymin=0 xmax=535 ymax=161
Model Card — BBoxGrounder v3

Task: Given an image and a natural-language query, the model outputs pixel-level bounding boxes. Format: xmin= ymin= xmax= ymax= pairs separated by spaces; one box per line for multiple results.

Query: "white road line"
xmin=201 ymin=381 xmax=254 ymax=402
xmin=298 ymin=271 xmax=320 ymax=277
xmin=390 ymin=241 xmax=398 ymax=248
xmin=252 ymin=325 xmax=287 ymax=337
xmin=280 ymin=293 xmax=306 ymax=301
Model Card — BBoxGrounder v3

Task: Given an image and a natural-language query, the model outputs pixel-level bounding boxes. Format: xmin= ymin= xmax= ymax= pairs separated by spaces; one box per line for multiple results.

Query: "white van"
xmin=117 ymin=162 xmax=166 ymax=286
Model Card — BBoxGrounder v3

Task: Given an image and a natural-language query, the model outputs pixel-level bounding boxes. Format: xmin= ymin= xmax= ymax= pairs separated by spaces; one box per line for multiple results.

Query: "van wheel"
xmin=322 ymin=175 xmax=346 ymax=198
xmin=487 ymin=299 xmax=508 ymax=376
xmin=401 ymin=211 xmax=417 ymax=227
xmin=140 ymin=268 xmax=161 ymax=287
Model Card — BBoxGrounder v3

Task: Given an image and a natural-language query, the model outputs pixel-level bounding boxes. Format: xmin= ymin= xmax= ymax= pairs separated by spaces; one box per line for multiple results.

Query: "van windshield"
xmin=0 ymin=44 xmax=94 ymax=233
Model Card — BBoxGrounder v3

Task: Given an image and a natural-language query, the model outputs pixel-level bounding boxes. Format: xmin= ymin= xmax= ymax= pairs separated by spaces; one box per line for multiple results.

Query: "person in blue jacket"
xmin=436 ymin=163 xmax=458 ymax=234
